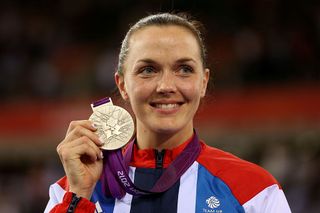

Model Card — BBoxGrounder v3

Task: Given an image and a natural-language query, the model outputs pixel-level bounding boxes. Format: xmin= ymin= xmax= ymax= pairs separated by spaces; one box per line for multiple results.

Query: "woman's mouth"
xmin=154 ymin=103 xmax=179 ymax=109
xmin=150 ymin=102 xmax=184 ymax=112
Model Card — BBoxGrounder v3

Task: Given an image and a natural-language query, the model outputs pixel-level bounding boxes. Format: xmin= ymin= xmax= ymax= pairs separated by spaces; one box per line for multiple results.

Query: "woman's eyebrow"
xmin=175 ymin=57 xmax=196 ymax=64
xmin=136 ymin=58 xmax=157 ymax=64
xmin=136 ymin=58 xmax=196 ymax=64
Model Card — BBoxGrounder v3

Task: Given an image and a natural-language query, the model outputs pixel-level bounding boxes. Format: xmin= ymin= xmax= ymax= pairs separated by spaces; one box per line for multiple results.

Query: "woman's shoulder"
xmin=197 ymin=141 xmax=280 ymax=205
xmin=197 ymin=141 xmax=278 ymax=182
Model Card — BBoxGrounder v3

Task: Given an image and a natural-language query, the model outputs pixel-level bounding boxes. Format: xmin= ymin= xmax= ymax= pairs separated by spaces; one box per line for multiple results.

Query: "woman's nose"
xmin=156 ymin=70 xmax=177 ymax=94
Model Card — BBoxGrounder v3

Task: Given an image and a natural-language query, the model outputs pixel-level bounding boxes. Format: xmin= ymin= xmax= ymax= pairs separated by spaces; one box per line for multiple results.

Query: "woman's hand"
xmin=57 ymin=120 xmax=104 ymax=199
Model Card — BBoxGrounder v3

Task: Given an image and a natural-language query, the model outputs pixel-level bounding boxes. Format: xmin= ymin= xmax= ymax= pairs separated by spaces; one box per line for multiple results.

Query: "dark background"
xmin=0 ymin=0 xmax=319 ymax=212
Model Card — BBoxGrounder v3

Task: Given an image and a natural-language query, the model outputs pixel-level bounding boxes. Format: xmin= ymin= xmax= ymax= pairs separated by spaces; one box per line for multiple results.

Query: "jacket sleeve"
xmin=44 ymin=182 xmax=95 ymax=213
xmin=48 ymin=192 xmax=96 ymax=213
xmin=242 ymin=184 xmax=291 ymax=213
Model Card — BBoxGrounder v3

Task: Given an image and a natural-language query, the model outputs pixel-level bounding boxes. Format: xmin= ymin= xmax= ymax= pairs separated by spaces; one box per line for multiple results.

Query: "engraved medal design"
xmin=89 ymin=105 xmax=134 ymax=150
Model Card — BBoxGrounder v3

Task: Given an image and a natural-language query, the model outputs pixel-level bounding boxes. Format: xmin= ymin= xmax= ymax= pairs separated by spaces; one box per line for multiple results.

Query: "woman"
xmin=45 ymin=13 xmax=291 ymax=213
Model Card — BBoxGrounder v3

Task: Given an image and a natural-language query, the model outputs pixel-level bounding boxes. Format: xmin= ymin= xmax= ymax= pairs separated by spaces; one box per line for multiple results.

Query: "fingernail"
xmin=100 ymin=151 xmax=104 ymax=159
xmin=99 ymin=138 xmax=105 ymax=145
xmin=91 ymin=123 xmax=97 ymax=129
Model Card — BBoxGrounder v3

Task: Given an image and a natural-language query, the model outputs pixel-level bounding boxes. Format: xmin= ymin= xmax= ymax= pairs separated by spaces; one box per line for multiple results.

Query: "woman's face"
xmin=116 ymin=25 xmax=209 ymax=136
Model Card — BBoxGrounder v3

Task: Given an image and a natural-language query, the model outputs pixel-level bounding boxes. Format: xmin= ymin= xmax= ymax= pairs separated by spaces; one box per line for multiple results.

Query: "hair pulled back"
xmin=117 ymin=13 xmax=207 ymax=75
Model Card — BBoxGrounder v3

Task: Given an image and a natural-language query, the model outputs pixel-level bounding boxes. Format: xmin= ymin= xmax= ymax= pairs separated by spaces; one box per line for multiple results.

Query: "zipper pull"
xmin=155 ymin=150 xmax=165 ymax=169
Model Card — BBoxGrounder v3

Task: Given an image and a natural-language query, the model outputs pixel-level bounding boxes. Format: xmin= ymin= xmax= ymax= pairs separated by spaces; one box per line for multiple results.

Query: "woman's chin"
xmin=150 ymin=123 xmax=189 ymax=136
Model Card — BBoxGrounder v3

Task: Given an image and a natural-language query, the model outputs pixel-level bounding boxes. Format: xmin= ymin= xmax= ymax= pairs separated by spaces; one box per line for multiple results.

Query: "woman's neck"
xmin=136 ymin=124 xmax=194 ymax=150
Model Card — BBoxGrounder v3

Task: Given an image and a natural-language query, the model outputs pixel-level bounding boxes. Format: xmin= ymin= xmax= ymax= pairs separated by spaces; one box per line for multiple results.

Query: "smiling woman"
xmin=45 ymin=13 xmax=291 ymax=213
xmin=115 ymin=25 xmax=209 ymax=150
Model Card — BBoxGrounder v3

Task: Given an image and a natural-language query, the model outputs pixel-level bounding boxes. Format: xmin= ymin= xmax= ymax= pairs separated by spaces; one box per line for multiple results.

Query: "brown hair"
xmin=117 ymin=13 xmax=207 ymax=75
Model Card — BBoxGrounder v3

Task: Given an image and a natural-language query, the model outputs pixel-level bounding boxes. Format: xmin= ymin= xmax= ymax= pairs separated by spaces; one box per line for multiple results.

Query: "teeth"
xmin=155 ymin=104 xmax=178 ymax=109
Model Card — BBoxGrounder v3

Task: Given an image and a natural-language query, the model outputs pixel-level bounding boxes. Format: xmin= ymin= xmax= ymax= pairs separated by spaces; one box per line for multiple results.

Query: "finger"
xmin=58 ymin=136 xmax=103 ymax=162
xmin=66 ymin=120 xmax=98 ymax=135
xmin=71 ymin=136 xmax=104 ymax=160
xmin=65 ymin=124 xmax=103 ymax=147
xmin=72 ymin=141 xmax=99 ymax=162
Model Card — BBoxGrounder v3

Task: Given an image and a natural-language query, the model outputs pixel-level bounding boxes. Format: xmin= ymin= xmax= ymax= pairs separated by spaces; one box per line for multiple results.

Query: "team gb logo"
xmin=206 ymin=196 xmax=220 ymax=209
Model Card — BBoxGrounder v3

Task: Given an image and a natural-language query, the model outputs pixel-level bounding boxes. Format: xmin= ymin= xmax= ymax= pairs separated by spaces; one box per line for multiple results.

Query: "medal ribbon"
xmin=102 ymin=131 xmax=201 ymax=199
xmin=92 ymin=98 xmax=201 ymax=199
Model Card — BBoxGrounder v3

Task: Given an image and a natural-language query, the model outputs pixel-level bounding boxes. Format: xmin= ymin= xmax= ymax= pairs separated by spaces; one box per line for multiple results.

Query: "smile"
xmin=150 ymin=101 xmax=184 ymax=111
xmin=154 ymin=103 xmax=179 ymax=109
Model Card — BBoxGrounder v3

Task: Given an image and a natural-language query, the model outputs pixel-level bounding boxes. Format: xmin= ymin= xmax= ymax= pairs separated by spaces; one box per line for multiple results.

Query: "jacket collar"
xmin=129 ymin=134 xmax=194 ymax=168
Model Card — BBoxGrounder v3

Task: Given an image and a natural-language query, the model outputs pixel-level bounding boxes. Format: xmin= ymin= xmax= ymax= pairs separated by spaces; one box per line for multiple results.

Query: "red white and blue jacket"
xmin=45 ymin=139 xmax=291 ymax=213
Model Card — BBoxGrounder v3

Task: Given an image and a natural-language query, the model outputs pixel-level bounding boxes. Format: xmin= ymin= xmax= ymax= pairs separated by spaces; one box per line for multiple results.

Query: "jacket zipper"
xmin=154 ymin=149 xmax=166 ymax=169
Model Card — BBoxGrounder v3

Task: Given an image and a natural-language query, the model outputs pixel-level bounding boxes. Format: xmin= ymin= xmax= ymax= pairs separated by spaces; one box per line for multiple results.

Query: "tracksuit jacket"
xmin=45 ymin=138 xmax=291 ymax=213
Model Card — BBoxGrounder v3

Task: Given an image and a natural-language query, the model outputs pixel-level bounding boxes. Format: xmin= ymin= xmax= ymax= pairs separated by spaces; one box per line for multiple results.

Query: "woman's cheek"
xmin=179 ymin=83 xmax=200 ymax=99
xmin=129 ymin=84 xmax=150 ymax=105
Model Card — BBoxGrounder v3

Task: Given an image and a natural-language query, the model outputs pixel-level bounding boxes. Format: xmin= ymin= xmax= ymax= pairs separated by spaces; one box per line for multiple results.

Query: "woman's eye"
xmin=140 ymin=66 xmax=156 ymax=75
xmin=179 ymin=65 xmax=194 ymax=75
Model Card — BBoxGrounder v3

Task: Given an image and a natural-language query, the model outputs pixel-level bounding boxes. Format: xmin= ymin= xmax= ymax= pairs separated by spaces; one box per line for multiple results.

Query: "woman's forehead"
xmin=127 ymin=25 xmax=202 ymax=62
xmin=130 ymin=25 xmax=196 ymax=43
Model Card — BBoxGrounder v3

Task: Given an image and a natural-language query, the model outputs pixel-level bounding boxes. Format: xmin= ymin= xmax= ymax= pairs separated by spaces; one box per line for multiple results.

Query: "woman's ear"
xmin=115 ymin=72 xmax=129 ymax=100
xmin=201 ymin=68 xmax=210 ymax=97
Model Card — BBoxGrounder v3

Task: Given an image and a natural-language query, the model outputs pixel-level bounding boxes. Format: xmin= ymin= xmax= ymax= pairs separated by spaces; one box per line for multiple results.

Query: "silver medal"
xmin=89 ymin=105 xmax=135 ymax=150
